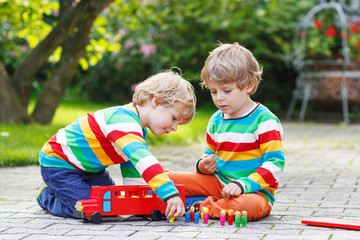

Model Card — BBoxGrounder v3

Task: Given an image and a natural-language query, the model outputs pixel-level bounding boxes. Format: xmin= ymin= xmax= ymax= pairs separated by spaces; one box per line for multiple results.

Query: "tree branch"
xmin=11 ymin=0 xmax=94 ymax=107
xmin=31 ymin=0 xmax=114 ymax=124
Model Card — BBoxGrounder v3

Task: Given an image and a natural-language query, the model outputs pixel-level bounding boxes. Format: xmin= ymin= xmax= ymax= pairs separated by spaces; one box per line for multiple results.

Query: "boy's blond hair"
xmin=133 ymin=70 xmax=196 ymax=124
xmin=201 ymin=42 xmax=262 ymax=95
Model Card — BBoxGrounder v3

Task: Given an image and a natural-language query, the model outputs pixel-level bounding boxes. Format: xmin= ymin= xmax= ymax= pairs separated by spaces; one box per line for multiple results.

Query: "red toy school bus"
xmin=73 ymin=184 xmax=185 ymax=224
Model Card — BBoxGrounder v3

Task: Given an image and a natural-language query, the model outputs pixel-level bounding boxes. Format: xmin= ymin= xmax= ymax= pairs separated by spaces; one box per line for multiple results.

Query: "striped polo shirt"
xmin=205 ymin=104 xmax=285 ymax=205
xmin=39 ymin=103 xmax=179 ymax=201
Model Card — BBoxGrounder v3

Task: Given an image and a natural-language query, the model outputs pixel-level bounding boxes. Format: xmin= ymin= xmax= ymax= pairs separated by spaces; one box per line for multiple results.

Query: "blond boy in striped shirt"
xmin=37 ymin=70 xmax=196 ymax=219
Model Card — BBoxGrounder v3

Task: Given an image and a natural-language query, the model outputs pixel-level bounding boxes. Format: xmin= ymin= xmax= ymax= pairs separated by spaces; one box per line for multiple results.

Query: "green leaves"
xmin=0 ymin=0 xmax=57 ymax=69
xmin=0 ymin=0 xmax=317 ymax=112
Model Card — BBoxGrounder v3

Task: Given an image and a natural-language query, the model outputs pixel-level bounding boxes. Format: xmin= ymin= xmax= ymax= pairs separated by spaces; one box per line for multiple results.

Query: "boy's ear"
xmin=151 ymin=97 xmax=158 ymax=108
xmin=246 ymin=79 xmax=256 ymax=94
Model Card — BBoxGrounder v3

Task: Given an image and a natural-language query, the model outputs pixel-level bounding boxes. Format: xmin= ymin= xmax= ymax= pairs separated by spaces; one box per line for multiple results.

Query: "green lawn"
xmin=0 ymin=100 xmax=214 ymax=167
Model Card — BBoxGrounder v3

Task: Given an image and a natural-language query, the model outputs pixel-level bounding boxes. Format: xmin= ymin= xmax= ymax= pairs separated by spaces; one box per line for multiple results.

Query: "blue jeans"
xmin=40 ymin=166 xmax=115 ymax=218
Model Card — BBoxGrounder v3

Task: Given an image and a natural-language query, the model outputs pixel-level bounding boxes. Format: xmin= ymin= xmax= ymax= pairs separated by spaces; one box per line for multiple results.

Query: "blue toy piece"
xmin=185 ymin=212 xmax=191 ymax=223
xmin=194 ymin=212 xmax=200 ymax=224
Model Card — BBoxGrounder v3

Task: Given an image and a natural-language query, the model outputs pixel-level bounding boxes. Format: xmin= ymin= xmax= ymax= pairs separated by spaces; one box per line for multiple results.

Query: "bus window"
xmin=103 ymin=201 xmax=111 ymax=212
xmin=103 ymin=190 xmax=111 ymax=212
xmin=118 ymin=191 xmax=125 ymax=198
xmin=143 ymin=190 xmax=153 ymax=198
xmin=130 ymin=191 xmax=140 ymax=198
xmin=103 ymin=191 xmax=111 ymax=200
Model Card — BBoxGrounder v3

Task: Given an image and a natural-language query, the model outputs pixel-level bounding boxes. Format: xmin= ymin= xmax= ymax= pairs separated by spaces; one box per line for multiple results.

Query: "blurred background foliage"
xmin=0 ymin=0 xmax=317 ymax=116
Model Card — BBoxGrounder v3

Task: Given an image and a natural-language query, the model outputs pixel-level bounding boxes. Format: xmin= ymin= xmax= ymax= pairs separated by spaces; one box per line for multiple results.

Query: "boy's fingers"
xmin=174 ymin=207 xmax=184 ymax=217
xmin=211 ymin=163 xmax=217 ymax=171
xmin=167 ymin=206 xmax=175 ymax=218
xmin=203 ymin=154 xmax=216 ymax=162
xmin=231 ymin=188 xmax=238 ymax=196
xmin=237 ymin=188 xmax=242 ymax=196
xmin=165 ymin=205 xmax=170 ymax=216
xmin=203 ymin=158 xmax=212 ymax=164
xmin=202 ymin=156 xmax=210 ymax=162
xmin=222 ymin=189 xmax=229 ymax=198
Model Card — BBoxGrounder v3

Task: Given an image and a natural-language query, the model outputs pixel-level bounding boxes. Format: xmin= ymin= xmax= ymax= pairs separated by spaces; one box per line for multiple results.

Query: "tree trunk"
xmin=0 ymin=0 xmax=113 ymax=124
xmin=11 ymin=0 xmax=93 ymax=109
xmin=32 ymin=0 xmax=114 ymax=124
xmin=0 ymin=61 xmax=31 ymax=124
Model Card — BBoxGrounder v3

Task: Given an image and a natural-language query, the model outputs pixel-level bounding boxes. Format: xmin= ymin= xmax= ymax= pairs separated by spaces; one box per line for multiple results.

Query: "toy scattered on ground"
xmin=190 ymin=206 xmax=196 ymax=222
xmin=302 ymin=217 xmax=360 ymax=230
xmin=220 ymin=209 xmax=227 ymax=226
xmin=73 ymin=184 xmax=250 ymax=227
xmin=184 ymin=203 xmax=203 ymax=224
xmin=242 ymin=211 xmax=248 ymax=227
xmin=203 ymin=207 xmax=209 ymax=224
xmin=227 ymin=209 xmax=234 ymax=225
xmin=185 ymin=212 xmax=191 ymax=223
xmin=73 ymin=184 xmax=185 ymax=224
xmin=200 ymin=207 xmax=205 ymax=222
xmin=182 ymin=206 xmax=248 ymax=227
xmin=166 ymin=216 xmax=175 ymax=223
xmin=235 ymin=211 xmax=242 ymax=227
xmin=194 ymin=212 xmax=200 ymax=223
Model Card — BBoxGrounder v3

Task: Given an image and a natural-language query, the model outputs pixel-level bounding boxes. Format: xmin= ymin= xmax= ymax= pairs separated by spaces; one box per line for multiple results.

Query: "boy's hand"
xmin=222 ymin=182 xmax=243 ymax=199
xmin=198 ymin=154 xmax=217 ymax=174
xmin=165 ymin=196 xmax=185 ymax=218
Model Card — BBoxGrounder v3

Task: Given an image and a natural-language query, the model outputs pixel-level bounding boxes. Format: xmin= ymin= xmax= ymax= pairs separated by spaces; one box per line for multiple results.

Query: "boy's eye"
xmin=172 ymin=115 xmax=177 ymax=121
xmin=224 ymin=89 xmax=232 ymax=93
xmin=210 ymin=90 xmax=216 ymax=94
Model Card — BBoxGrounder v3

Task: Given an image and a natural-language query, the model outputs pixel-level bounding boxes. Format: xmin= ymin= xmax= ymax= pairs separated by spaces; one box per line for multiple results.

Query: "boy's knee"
xmin=62 ymin=202 xmax=77 ymax=218
xmin=233 ymin=193 xmax=271 ymax=221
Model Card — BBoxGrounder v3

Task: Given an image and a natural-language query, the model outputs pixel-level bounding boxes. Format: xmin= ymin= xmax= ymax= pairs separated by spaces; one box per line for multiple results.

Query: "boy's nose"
xmin=171 ymin=124 xmax=177 ymax=132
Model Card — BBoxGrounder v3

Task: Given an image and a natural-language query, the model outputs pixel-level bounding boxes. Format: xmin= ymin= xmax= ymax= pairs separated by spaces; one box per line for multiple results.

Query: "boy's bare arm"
xmin=197 ymin=154 xmax=217 ymax=174
xmin=165 ymin=196 xmax=185 ymax=218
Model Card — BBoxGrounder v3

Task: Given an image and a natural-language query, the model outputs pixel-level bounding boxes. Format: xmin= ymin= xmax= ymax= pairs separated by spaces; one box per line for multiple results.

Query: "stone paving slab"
xmin=1 ymin=122 xmax=360 ymax=239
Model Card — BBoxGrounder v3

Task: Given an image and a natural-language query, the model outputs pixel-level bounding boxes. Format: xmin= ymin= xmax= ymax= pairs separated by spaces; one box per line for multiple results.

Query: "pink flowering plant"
xmin=303 ymin=10 xmax=360 ymax=61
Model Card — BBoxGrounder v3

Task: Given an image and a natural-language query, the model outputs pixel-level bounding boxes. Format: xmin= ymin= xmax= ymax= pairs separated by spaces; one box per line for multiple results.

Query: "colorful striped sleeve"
xmin=234 ymin=116 xmax=285 ymax=199
xmin=95 ymin=106 xmax=179 ymax=201
xmin=205 ymin=112 xmax=218 ymax=155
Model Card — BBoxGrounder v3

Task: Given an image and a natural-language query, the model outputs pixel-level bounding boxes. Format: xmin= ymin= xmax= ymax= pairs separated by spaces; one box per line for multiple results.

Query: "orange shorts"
xmin=167 ymin=171 xmax=272 ymax=221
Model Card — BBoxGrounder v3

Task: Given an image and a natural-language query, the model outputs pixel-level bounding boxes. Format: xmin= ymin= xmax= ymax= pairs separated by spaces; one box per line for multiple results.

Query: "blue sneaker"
xmin=36 ymin=185 xmax=48 ymax=210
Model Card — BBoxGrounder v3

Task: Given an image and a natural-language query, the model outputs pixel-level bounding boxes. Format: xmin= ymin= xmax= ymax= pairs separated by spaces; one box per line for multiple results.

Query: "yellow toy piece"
xmin=203 ymin=207 xmax=209 ymax=213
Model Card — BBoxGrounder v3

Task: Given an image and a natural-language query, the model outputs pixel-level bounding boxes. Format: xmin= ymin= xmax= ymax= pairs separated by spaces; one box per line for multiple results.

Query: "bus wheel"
xmin=150 ymin=210 xmax=162 ymax=221
xmin=90 ymin=212 xmax=102 ymax=224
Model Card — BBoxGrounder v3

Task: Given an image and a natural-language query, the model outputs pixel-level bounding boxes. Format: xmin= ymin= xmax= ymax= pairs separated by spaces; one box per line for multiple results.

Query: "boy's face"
xmin=147 ymin=102 xmax=183 ymax=136
xmin=207 ymin=81 xmax=254 ymax=119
